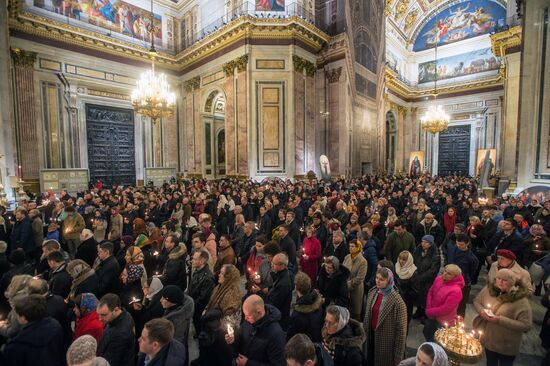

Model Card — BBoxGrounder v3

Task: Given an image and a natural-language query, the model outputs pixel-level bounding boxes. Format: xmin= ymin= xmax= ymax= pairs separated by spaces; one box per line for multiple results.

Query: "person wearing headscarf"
xmin=412 ymin=235 xmax=441 ymax=320
xmin=395 ymin=250 xmax=419 ymax=327
xmin=132 ymin=218 xmax=149 ymax=248
xmin=67 ymin=335 xmax=110 ymax=366
xmin=342 ymin=239 xmax=368 ymax=320
xmin=0 ymin=274 xmax=32 ymax=339
xmin=321 ymin=305 xmax=365 ymax=366
xmin=473 ymin=268 xmax=532 ymax=366
xmin=424 ymin=264 xmax=464 ymax=341
xmin=123 ymin=246 xmax=148 ymax=287
xmin=317 ymin=256 xmax=350 ymax=310
xmin=73 ymin=293 xmax=103 ymax=343
xmin=76 ymin=229 xmax=98 ymax=268
xmin=363 ymin=267 xmax=407 ymax=366
xmin=204 ymin=263 xmax=242 ymax=329
xmin=398 ymin=342 xmax=449 ymax=366
xmin=67 ymin=259 xmax=99 ymax=300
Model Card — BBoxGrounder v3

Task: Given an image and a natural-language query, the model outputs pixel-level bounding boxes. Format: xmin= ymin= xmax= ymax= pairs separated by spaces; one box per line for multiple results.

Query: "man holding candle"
xmin=62 ymin=206 xmax=85 ymax=260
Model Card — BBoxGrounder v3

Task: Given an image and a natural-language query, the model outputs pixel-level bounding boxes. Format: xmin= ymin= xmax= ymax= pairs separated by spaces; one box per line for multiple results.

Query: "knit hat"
xmin=121 ymin=235 xmax=134 ymax=247
xmin=421 ymin=235 xmax=435 ymax=246
xmin=66 ymin=335 xmax=97 ymax=365
xmin=162 ymin=285 xmax=183 ymax=305
xmin=78 ymin=293 xmax=99 ymax=317
xmin=67 ymin=260 xmax=91 ymax=279
xmin=496 ymin=249 xmax=516 ymax=261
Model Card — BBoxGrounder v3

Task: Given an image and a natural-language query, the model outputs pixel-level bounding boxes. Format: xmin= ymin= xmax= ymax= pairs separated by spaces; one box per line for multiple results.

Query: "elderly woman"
xmin=395 ymin=250 xmax=418 ymax=326
xmin=398 ymin=342 xmax=449 ymax=366
xmin=342 ymin=239 xmax=368 ymax=319
xmin=423 ymin=264 xmax=464 ymax=342
xmin=523 ymin=223 xmax=550 ymax=267
xmin=322 ymin=305 xmax=365 ymax=366
xmin=67 ymin=259 xmax=99 ymax=300
xmin=363 ymin=267 xmax=407 ymax=366
xmin=0 ymin=274 xmax=32 ymax=339
xmin=204 ymin=263 xmax=242 ymax=329
xmin=412 ymin=235 xmax=441 ymax=320
xmin=317 ymin=256 xmax=350 ymax=309
xmin=473 ymin=268 xmax=532 ymax=366
xmin=72 ymin=293 xmax=103 ymax=343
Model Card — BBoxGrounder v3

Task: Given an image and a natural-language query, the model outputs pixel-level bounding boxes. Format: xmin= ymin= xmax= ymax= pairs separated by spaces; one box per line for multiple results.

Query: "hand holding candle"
xmin=227 ymin=323 xmax=234 ymax=338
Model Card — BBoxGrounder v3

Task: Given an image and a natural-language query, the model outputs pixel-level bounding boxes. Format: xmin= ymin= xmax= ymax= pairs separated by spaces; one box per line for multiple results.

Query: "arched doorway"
xmin=386 ymin=111 xmax=397 ymax=173
xmin=203 ymin=90 xmax=226 ymax=178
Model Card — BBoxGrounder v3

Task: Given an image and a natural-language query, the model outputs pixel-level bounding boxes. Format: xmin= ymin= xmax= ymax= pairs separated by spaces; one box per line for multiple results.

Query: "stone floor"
xmin=187 ymin=271 xmax=547 ymax=365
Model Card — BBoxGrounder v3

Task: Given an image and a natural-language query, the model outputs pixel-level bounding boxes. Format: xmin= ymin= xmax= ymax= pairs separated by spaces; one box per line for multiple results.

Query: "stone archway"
xmin=203 ymin=89 xmax=226 ymax=178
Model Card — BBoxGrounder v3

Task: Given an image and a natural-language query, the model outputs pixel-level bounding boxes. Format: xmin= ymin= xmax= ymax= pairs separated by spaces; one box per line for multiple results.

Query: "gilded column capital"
xmin=397 ymin=106 xmax=408 ymax=115
xmin=222 ymin=55 xmax=249 ymax=76
xmin=8 ymin=0 xmax=20 ymax=19
xmin=325 ymin=67 xmax=342 ymax=83
xmin=293 ymin=55 xmax=316 ymax=77
xmin=411 ymin=107 xmax=418 ymax=113
xmin=490 ymin=26 xmax=522 ymax=58
xmin=385 ymin=0 xmax=395 ymax=16
xmin=10 ymin=48 xmax=37 ymax=68
xmin=184 ymin=76 xmax=200 ymax=93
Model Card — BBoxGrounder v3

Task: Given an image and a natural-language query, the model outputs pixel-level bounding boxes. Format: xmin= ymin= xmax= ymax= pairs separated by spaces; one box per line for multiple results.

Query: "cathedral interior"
xmin=0 ymin=0 xmax=548 ymax=199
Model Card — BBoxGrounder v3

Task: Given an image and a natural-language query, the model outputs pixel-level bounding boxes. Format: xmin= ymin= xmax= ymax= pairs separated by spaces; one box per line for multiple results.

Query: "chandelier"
xmin=131 ymin=0 xmax=175 ymax=124
xmin=421 ymin=18 xmax=449 ymax=134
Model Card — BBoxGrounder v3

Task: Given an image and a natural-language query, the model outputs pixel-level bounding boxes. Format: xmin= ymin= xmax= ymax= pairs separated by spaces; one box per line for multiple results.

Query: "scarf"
xmin=79 ymin=293 xmax=99 ymax=317
xmin=127 ymin=264 xmax=144 ymax=283
xmin=377 ymin=267 xmax=394 ymax=295
xmin=418 ymin=342 xmax=449 ymax=366
xmin=350 ymin=241 xmax=363 ymax=259
xmin=206 ymin=264 xmax=242 ymax=316
xmin=334 ymin=305 xmax=350 ymax=332
xmin=395 ymin=252 xmax=417 ymax=280
xmin=147 ymin=277 xmax=164 ymax=300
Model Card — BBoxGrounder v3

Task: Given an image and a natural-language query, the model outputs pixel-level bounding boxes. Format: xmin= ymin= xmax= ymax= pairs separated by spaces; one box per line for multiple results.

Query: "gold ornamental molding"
xmin=222 ymin=55 xmax=249 ymax=77
xmin=184 ymin=77 xmax=201 ymax=93
xmin=490 ymin=26 xmax=522 ymax=58
xmin=385 ymin=67 xmax=503 ymax=102
xmin=293 ymin=55 xmax=316 ymax=77
xmin=10 ymin=48 xmax=37 ymax=68
xmin=9 ymin=10 xmax=329 ymax=74
xmin=325 ymin=67 xmax=342 ymax=83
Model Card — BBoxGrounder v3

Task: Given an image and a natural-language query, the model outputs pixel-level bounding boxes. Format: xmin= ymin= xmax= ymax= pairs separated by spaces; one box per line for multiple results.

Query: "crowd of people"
xmin=0 ymin=174 xmax=548 ymax=366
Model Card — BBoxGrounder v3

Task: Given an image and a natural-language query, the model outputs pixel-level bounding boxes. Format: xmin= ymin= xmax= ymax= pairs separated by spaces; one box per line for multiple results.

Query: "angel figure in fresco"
xmin=447 ymin=3 xmax=471 ymax=30
xmin=423 ymin=18 xmax=450 ymax=46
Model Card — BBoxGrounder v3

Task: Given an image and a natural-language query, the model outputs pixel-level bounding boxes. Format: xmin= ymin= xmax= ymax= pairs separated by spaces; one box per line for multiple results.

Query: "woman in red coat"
xmin=300 ymin=226 xmax=322 ymax=286
xmin=72 ymin=292 xmax=103 ymax=343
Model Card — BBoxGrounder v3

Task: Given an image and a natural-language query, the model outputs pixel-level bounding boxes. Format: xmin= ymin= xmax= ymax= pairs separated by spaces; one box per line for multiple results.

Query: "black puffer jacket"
xmin=235 ymin=304 xmax=286 ymax=366
xmin=287 ymin=289 xmax=324 ymax=342
xmin=97 ymin=309 xmax=136 ymax=366
xmin=160 ymin=243 xmax=187 ymax=291
xmin=317 ymin=265 xmax=350 ymax=309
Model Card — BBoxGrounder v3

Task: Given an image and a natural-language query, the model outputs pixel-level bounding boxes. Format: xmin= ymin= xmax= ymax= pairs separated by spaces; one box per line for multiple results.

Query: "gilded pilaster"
xmin=10 ymin=48 xmax=39 ymax=181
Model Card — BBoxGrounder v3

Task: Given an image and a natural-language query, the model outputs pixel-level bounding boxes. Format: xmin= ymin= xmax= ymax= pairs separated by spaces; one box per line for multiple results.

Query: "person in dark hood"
xmin=287 ymin=271 xmax=324 ymax=342
xmin=317 ymin=256 xmax=350 ymax=310
xmin=160 ymin=285 xmax=194 ymax=365
xmin=225 ymin=294 xmax=285 ymax=366
xmin=321 ymin=305 xmax=365 ymax=366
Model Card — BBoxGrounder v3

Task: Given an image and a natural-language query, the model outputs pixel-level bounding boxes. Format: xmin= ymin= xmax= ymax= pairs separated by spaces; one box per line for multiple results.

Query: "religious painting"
xmin=413 ymin=0 xmax=506 ymax=51
xmin=418 ymin=48 xmax=500 ymax=84
xmin=33 ymin=0 xmax=162 ymax=43
xmin=408 ymin=151 xmax=424 ymax=177
xmin=256 ymin=0 xmax=285 ymax=11
xmin=476 ymin=149 xmax=496 ymax=176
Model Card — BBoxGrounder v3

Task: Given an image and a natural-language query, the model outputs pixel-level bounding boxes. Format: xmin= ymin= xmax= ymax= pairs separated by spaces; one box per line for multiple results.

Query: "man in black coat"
xmin=75 ymin=229 xmax=98 ymax=267
xmin=159 ymin=235 xmax=187 ymax=292
xmin=447 ymin=234 xmax=479 ymax=316
xmin=10 ymin=207 xmax=34 ymax=255
xmin=322 ymin=230 xmax=349 ymax=264
xmin=188 ymin=250 xmax=215 ymax=335
xmin=137 ymin=318 xmax=187 ymax=366
xmin=258 ymin=206 xmax=272 ymax=240
xmin=97 ymin=293 xmax=136 ymax=366
xmin=285 ymin=211 xmax=301 ymax=246
xmin=225 ymin=295 xmax=285 ymax=366
xmin=486 ymin=218 xmax=525 ymax=265
xmin=267 ymin=253 xmax=292 ymax=331
xmin=413 ymin=213 xmax=445 ymax=247
xmin=46 ymin=251 xmax=72 ymax=299
xmin=0 ymin=294 xmax=64 ymax=366
xmin=277 ymin=225 xmax=297 ymax=273
xmin=239 ymin=222 xmax=257 ymax=266
xmin=95 ymin=241 xmax=121 ymax=298
xmin=287 ymin=272 xmax=323 ymax=342
xmin=480 ymin=208 xmax=498 ymax=243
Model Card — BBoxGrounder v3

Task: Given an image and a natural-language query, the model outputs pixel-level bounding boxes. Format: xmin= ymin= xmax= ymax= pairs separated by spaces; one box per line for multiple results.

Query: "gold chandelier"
xmin=421 ymin=19 xmax=449 ymax=134
xmin=131 ymin=0 xmax=175 ymax=124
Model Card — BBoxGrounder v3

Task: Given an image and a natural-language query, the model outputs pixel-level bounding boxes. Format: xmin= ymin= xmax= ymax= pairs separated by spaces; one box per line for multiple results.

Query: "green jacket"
xmin=385 ymin=231 xmax=416 ymax=264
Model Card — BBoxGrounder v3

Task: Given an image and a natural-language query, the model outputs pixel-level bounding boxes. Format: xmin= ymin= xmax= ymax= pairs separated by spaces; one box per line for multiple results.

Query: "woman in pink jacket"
xmin=423 ymin=264 xmax=464 ymax=341
xmin=299 ymin=226 xmax=322 ymax=286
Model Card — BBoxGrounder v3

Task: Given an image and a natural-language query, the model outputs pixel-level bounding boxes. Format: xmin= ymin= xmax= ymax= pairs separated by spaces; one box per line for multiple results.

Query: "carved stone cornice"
xmin=397 ymin=106 xmax=408 ymax=115
xmin=325 ymin=67 xmax=342 ymax=83
xmin=10 ymin=48 xmax=37 ymax=68
xmin=222 ymin=55 xmax=249 ymax=77
xmin=293 ymin=55 xmax=316 ymax=77
xmin=7 ymin=0 xmax=19 ymax=19
xmin=490 ymin=26 xmax=522 ymax=58
xmin=9 ymin=12 xmax=329 ymax=73
xmin=184 ymin=76 xmax=200 ymax=93
xmin=385 ymin=0 xmax=395 ymax=16
xmin=385 ymin=66 xmax=503 ymax=102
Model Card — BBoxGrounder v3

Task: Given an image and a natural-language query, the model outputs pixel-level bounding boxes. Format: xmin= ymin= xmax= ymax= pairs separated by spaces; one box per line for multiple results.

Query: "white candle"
xmin=227 ymin=323 xmax=234 ymax=337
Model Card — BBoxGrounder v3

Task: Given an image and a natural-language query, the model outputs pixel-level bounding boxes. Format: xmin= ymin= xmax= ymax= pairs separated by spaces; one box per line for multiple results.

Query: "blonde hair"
xmin=5 ymin=274 xmax=32 ymax=300
xmin=398 ymin=251 xmax=410 ymax=261
xmin=444 ymin=264 xmax=462 ymax=277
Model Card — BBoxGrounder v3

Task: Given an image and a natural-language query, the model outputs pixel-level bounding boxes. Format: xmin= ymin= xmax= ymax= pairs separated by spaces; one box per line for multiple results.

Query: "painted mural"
xmin=33 ymin=0 xmax=162 ymax=42
xmin=256 ymin=0 xmax=285 ymax=11
xmin=418 ymin=47 xmax=500 ymax=84
xmin=413 ymin=0 xmax=506 ymax=51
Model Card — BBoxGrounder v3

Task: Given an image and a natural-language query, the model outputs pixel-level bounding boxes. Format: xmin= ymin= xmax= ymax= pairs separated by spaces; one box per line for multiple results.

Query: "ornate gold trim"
xmin=293 ymin=55 xmax=316 ymax=77
xmin=9 ymin=12 xmax=329 ymax=73
xmin=490 ymin=26 xmax=522 ymax=58
xmin=10 ymin=48 xmax=37 ymax=67
xmin=325 ymin=67 xmax=342 ymax=83
xmin=184 ymin=76 xmax=201 ymax=93
xmin=385 ymin=67 xmax=503 ymax=101
xmin=222 ymin=55 xmax=249 ymax=76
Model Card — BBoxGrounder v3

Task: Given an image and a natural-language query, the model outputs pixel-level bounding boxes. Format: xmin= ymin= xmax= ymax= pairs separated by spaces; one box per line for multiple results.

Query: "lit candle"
xmin=153 ymin=251 xmax=159 ymax=256
xmin=17 ymin=165 xmax=21 ymax=178
xmin=227 ymin=323 xmax=234 ymax=337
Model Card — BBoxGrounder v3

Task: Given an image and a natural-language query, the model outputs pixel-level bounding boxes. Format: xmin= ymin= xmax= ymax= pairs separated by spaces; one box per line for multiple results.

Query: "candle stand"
xmin=434 ymin=317 xmax=483 ymax=366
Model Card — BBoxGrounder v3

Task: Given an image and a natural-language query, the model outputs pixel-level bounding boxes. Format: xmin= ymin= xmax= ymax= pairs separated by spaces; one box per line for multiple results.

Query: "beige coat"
xmin=343 ymin=254 xmax=368 ymax=317
xmin=487 ymin=261 xmax=533 ymax=294
xmin=473 ymin=282 xmax=532 ymax=356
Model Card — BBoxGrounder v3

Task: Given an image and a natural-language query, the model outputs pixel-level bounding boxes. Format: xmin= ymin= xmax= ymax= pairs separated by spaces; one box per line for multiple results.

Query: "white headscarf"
xmin=395 ymin=251 xmax=417 ymax=280
xmin=418 ymin=342 xmax=448 ymax=366
xmin=147 ymin=277 xmax=164 ymax=300
xmin=334 ymin=305 xmax=350 ymax=333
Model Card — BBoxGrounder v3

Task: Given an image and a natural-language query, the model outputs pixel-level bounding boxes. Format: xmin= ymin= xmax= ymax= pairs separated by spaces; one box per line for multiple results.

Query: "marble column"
xmin=183 ymin=76 xmax=200 ymax=176
xmin=305 ymin=75 xmax=315 ymax=173
xmin=293 ymin=56 xmax=316 ymax=177
xmin=236 ymin=69 xmax=248 ymax=177
xmin=163 ymin=113 xmax=178 ymax=169
xmin=294 ymin=70 xmax=306 ymax=177
xmin=224 ymin=72 xmax=236 ymax=176
xmin=153 ymin=120 xmax=162 ymax=167
xmin=326 ymin=67 xmax=343 ymax=175
xmin=11 ymin=48 xmax=39 ymax=184
xmin=501 ymin=52 xmax=521 ymax=179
